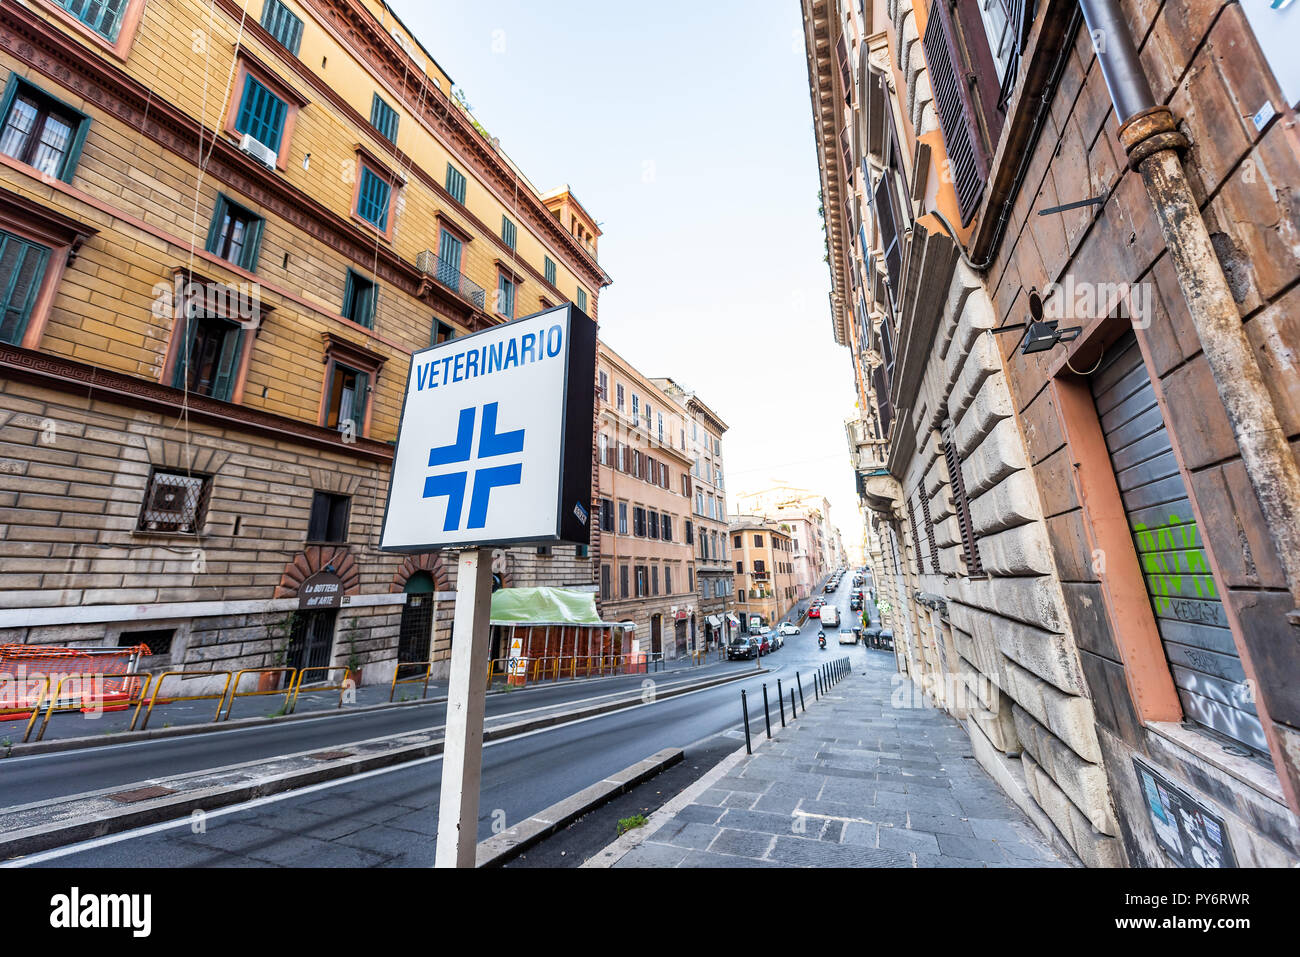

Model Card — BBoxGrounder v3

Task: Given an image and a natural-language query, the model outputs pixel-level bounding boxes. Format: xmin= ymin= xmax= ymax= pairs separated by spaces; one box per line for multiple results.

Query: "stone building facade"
xmin=0 ymin=0 xmax=608 ymax=690
xmin=809 ymin=0 xmax=1300 ymax=866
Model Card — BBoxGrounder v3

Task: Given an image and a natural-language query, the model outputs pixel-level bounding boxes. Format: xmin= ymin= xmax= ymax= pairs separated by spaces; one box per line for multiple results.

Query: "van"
xmin=819 ymin=605 xmax=840 ymax=628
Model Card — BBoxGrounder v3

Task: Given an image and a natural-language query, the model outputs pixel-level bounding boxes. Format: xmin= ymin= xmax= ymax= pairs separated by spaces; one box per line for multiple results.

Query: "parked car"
xmin=727 ymin=636 xmax=759 ymax=660
xmin=755 ymin=634 xmax=771 ymax=655
xmin=850 ymin=598 xmax=862 ymax=612
xmin=779 ymin=622 xmax=800 ymax=637
xmin=768 ymin=630 xmax=782 ymax=650
xmin=824 ymin=581 xmax=837 ymax=593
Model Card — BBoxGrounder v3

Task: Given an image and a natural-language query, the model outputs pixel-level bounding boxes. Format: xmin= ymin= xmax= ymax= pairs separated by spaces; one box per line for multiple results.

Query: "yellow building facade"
xmin=0 ymin=0 xmax=608 ymax=686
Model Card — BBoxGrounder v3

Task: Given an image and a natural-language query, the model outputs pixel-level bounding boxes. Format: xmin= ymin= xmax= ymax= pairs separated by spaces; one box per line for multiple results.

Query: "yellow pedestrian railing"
xmin=389 ymin=660 xmax=436 ymax=702
xmin=1 ymin=674 xmax=50 ymax=744
xmin=288 ymin=666 xmax=355 ymax=714
xmin=223 ymin=667 xmax=298 ymax=721
xmin=35 ymin=672 xmax=154 ymax=743
xmin=133 ymin=670 xmax=234 ymax=731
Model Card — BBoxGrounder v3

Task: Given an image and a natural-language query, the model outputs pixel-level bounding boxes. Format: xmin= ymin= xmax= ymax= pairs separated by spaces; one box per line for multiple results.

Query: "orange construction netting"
xmin=0 ymin=644 xmax=152 ymax=713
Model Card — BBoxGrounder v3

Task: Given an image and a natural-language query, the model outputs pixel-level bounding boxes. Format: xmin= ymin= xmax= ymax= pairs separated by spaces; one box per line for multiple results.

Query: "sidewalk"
xmin=604 ymin=648 xmax=1072 ymax=868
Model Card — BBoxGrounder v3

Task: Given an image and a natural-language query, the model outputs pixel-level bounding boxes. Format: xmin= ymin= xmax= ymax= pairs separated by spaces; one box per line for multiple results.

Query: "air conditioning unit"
xmin=239 ymin=133 xmax=277 ymax=169
xmin=416 ymin=249 xmax=437 ymax=274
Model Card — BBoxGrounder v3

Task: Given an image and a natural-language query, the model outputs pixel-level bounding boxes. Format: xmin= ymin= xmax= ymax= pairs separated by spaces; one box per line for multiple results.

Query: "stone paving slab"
xmin=612 ymin=649 xmax=1073 ymax=869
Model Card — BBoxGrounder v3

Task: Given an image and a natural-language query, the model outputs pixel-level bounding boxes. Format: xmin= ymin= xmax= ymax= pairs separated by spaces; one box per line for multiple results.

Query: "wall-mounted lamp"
xmin=986 ymin=291 xmax=1082 ymax=356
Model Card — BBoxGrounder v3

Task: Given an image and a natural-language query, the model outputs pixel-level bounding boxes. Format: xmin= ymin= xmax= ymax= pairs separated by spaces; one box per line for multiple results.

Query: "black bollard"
xmin=791 ymin=688 xmax=797 ymax=721
xmin=777 ymin=678 xmax=785 ymax=727
xmin=796 ymin=672 xmax=805 ymax=712
xmin=741 ymin=689 xmax=752 ymax=755
xmin=762 ymin=683 xmax=772 ymax=739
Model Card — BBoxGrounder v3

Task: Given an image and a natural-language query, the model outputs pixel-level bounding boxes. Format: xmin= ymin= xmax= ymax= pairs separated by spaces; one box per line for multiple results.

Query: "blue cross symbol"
xmin=422 ymin=402 xmax=525 ymax=531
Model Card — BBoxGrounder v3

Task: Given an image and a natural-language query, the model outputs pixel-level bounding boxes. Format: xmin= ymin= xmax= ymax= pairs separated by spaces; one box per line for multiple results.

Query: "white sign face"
xmin=1241 ymin=1 xmax=1300 ymax=108
xmin=381 ymin=308 xmax=575 ymax=550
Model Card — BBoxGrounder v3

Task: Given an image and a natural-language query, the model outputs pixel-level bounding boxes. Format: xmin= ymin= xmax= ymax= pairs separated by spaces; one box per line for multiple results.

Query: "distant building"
xmin=728 ymin=515 xmax=798 ymax=632
xmin=595 ymin=343 xmax=698 ymax=659
xmin=652 ymin=378 xmax=736 ymax=646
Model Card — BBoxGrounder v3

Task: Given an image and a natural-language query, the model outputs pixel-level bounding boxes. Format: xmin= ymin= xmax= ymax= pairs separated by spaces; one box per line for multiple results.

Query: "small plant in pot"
xmin=343 ymin=617 xmax=364 ymax=687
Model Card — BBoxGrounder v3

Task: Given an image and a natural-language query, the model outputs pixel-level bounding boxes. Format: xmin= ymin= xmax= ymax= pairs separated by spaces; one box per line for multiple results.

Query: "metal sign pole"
xmin=435 ymin=546 xmax=494 ymax=868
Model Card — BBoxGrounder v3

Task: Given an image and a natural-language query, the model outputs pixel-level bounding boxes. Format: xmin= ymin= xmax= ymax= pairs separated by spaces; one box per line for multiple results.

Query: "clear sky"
xmin=389 ymin=0 xmax=861 ymax=548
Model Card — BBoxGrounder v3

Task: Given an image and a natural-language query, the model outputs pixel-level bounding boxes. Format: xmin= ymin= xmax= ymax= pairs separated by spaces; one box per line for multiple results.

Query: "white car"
xmin=778 ymin=622 xmax=800 ymax=637
xmin=837 ymin=628 xmax=857 ymax=645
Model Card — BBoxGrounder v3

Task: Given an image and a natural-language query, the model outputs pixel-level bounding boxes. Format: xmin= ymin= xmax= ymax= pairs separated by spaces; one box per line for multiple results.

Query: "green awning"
xmin=489 ymin=587 xmax=605 ymax=626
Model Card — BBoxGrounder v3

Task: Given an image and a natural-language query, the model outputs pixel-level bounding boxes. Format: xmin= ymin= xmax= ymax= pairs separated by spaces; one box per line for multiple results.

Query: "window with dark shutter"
xmin=907 ymin=499 xmax=925 ymax=577
xmin=923 ymin=0 xmax=990 ymax=225
xmin=942 ymin=421 xmax=984 ymax=576
xmin=919 ymin=483 xmax=941 ymax=574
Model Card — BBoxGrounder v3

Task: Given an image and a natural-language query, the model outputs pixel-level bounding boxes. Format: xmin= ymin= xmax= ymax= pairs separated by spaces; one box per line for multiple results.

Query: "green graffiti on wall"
xmin=1132 ymin=514 xmax=1216 ymax=613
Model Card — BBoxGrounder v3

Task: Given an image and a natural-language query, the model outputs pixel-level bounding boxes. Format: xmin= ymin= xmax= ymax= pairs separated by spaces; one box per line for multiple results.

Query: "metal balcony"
xmin=419 ymin=251 xmax=487 ymax=311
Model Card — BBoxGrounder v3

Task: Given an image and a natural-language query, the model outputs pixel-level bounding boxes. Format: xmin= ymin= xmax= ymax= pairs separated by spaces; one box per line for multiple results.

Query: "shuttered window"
xmin=0 ymin=230 xmax=50 ymax=346
xmin=173 ymin=315 xmax=243 ymax=401
xmin=1091 ymin=333 xmax=1263 ymax=754
xmin=577 ymin=288 xmax=587 ymax=313
xmin=907 ymin=499 xmax=925 ymax=577
xmin=370 ymin=93 xmax=399 ymax=144
xmin=923 ymin=0 xmax=989 ymax=225
xmin=234 ymin=74 xmax=287 ymax=153
xmin=919 ymin=484 xmax=941 ymax=573
xmin=261 ymin=0 xmax=303 ymax=56
xmin=342 ymin=269 xmax=376 ymax=328
xmin=59 ymin=0 xmax=127 ymax=41
xmin=356 ymin=165 xmax=391 ymax=230
xmin=445 ymin=163 xmax=467 ymax=204
xmin=501 ymin=215 xmax=517 ymax=250
xmin=942 ymin=421 xmax=984 ymax=576
xmin=544 ymin=256 xmax=556 ymax=285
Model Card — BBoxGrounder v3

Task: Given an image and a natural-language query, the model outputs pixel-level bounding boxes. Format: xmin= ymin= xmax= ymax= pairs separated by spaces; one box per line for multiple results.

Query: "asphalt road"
xmin=12 ymin=572 xmax=878 ymax=866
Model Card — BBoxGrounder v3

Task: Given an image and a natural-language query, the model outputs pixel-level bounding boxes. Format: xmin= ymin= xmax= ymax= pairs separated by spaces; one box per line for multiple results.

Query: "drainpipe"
xmin=1079 ymin=0 xmax=1300 ymax=630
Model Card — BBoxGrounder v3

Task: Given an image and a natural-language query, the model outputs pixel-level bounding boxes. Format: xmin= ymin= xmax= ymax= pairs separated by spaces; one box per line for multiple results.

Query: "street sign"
xmin=380 ymin=303 xmax=597 ymax=551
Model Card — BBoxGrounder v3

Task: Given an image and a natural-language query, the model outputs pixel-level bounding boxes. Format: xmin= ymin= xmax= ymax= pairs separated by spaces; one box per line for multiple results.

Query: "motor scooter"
xmin=817 ymin=630 xmax=826 ymax=650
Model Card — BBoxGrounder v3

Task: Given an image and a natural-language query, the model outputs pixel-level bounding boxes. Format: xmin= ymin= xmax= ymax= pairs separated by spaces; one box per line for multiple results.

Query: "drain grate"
xmin=308 ymin=750 xmax=354 ymax=761
xmin=108 ymin=785 xmax=177 ymax=803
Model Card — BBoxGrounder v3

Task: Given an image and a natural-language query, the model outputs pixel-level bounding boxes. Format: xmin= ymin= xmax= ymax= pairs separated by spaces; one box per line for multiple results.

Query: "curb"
xmin=475 ymin=748 xmax=684 ymax=867
xmin=0 ymin=668 xmax=759 ymax=860
xmin=4 ymin=661 xmax=733 ymax=758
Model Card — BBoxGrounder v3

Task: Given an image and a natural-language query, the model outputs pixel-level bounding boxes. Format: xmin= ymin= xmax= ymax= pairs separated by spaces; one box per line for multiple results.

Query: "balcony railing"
xmin=419 ymin=251 xmax=487 ymax=311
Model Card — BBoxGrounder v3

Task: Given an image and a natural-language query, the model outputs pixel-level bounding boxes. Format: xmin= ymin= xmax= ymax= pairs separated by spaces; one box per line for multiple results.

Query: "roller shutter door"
xmin=1090 ymin=333 xmax=1265 ymax=753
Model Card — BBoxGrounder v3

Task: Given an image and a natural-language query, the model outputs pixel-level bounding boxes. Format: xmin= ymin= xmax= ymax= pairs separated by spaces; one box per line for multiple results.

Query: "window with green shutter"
xmin=544 ymin=256 xmax=556 ymax=286
xmin=325 ymin=363 xmax=369 ymax=433
xmin=342 ymin=269 xmax=376 ymax=328
xmin=501 ymin=216 xmax=516 ymax=250
xmin=234 ymin=74 xmax=287 ymax=153
xmin=496 ymin=273 xmax=516 ymax=318
xmin=576 ymin=287 xmax=587 ymax=313
xmin=58 ymin=0 xmax=128 ymax=41
xmin=445 ymin=163 xmax=466 ymax=204
xmin=0 ymin=77 xmax=91 ymax=183
xmin=206 ymin=194 xmax=264 ymax=271
xmin=260 ymin=0 xmax=303 ymax=55
xmin=0 ymin=230 xmax=50 ymax=346
xmin=370 ymin=93 xmax=399 ymax=144
xmin=356 ymin=165 xmax=391 ymax=231
xmin=172 ymin=314 xmax=244 ymax=402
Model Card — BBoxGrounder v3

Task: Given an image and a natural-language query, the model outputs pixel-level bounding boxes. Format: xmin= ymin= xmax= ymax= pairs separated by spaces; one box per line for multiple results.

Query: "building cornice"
xmin=0 ymin=344 xmax=396 ymax=462
xmin=294 ymin=0 xmax=611 ymax=293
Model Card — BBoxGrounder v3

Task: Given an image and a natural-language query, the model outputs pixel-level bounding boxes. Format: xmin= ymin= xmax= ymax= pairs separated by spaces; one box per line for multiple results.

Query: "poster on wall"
xmin=1133 ymin=759 xmax=1236 ymax=868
